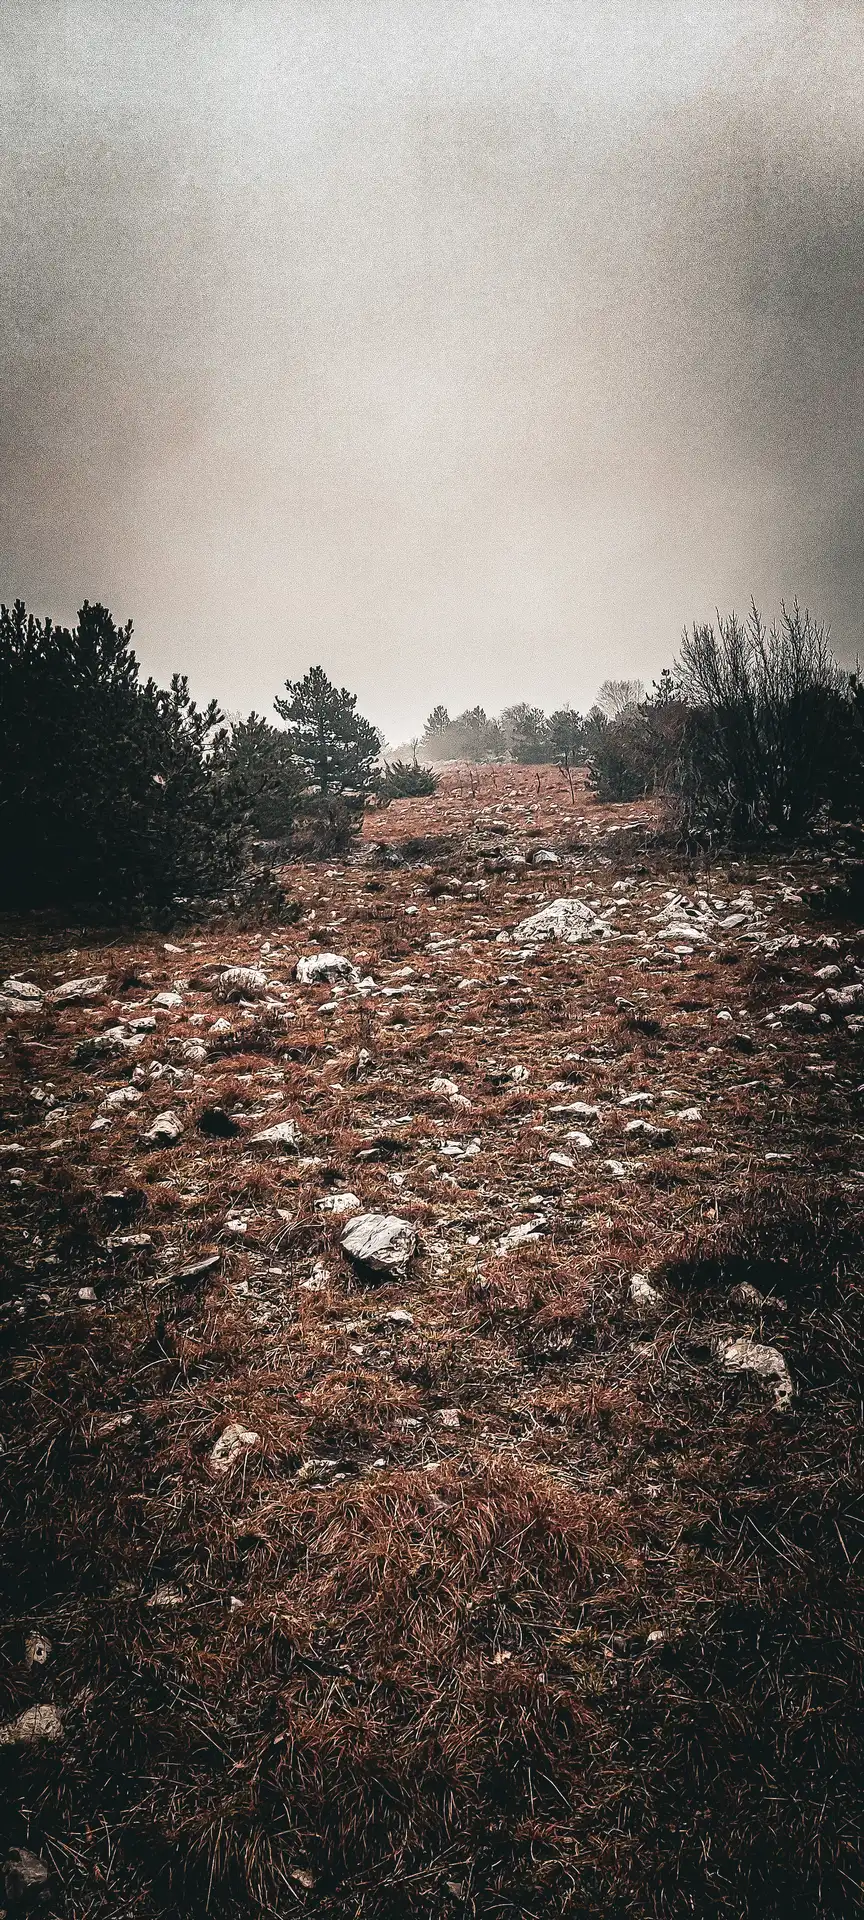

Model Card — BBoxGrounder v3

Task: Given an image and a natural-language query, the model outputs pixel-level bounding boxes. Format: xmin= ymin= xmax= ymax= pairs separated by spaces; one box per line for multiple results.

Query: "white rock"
xmin=619 ymin=1092 xmax=654 ymax=1108
xmin=2 ymin=977 xmax=42 ymax=1001
xmin=675 ymin=1107 xmax=702 ymax=1122
xmin=250 ymin=1119 xmax=300 ymax=1151
xmin=498 ymin=1219 xmax=545 ymax=1253
xmin=101 ymin=1087 xmax=143 ymax=1109
xmin=210 ymin=1422 xmax=260 ymax=1475
xmin=435 ymin=1407 xmax=461 ymax=1430
xmin=549 ymin=1100 xmax=600 ymax=1119
xmin=105 ymin=1233 xmax=153 ymax=1251
xmin=24 ymin=1632 xmax=52 ymax=1669
xmin=50 ymin=974 xmax=108 ymax=1005
xmin=565 ymin=1129 xmax=595 ymax=1150
xmin=718 ymin=1337 xmax=793 ymax=1410
xmin=316 ymin=1191 xmax=361 ymax=1214
xmin=532 ymin=848 xmax=560 ymax=865
xmin=79 ymin=1025 xmax=146 ymax=1059
xmin=142 ymin=1109 xmax=184 ymax=1147
xmin=153 ymin=990 xmax=184 ymax=1009
xmin=384 ymin=1307 xmax=414 ymax=1326
xmin=0 ymin=1703 xmax=63 ymax=1746
xmin=296 ymin=953 xmax=359 ymax=985
xmin=548 ymin=1151 xmax=575 ymax=1168
xmin=341 ymin=1212 xmax=417 ymax=1275
xmin=630 ymin=1273 xmax=662 ymax=1308
xmin=513 ymin=897 xmax=611 ymax=945
xmin=216 ymin=966 xmax=268 ymax=1000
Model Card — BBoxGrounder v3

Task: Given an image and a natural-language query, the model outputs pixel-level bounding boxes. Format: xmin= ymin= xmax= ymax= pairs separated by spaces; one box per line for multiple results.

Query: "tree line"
xmin=2 ymin=594 xmax=863 ymax=917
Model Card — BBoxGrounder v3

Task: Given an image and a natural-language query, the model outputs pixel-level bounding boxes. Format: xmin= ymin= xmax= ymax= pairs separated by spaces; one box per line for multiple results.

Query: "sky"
xmin=1 ymin=1 xmax=863 ymax=744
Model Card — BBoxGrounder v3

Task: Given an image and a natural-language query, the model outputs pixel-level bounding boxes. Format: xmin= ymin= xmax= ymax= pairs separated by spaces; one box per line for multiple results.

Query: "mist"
xmin=1 ymin=0 xmax=862 ymax=743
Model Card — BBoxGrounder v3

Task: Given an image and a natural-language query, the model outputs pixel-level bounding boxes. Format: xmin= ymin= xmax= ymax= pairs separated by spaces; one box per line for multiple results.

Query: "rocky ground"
xmin=1 ymin=767 xmax=863 ymax=1917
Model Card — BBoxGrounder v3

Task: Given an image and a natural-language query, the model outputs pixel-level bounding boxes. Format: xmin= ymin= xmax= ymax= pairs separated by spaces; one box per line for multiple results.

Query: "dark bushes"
xmin=377 ymin=759 xmax=438 ymax=800
xmin=0 ymin=600 xmax=243 ymax=915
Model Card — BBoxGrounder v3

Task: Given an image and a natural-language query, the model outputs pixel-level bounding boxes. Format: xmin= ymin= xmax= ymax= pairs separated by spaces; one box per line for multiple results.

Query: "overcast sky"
xmin=1 ymin=1 xmax=863 ymax=741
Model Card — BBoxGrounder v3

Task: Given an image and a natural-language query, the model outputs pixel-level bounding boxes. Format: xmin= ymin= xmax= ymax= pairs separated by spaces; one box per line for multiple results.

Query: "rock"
xmin=296 ymin=953 xmax=359 ymax=985
xmin=341 ymin=1212 xmax=417 ymax=1276
xmin=50 ymin=973 xmax=108 ymax=1005
xmin=498 ymin=1219 xmax=545 ymax=1253
xmin=565 ymin=1129 xmax=594 ymax=1150
xmin=153 ymin=990 xmax=184 ymax=1009
xmin=619 ymin=1092 xmax=654 ymax=1108
xmin=75 ymin=1025 xmax=146 ymax=1061
xmin=210 ymin=1422 xmax=260 ymax=1475
xmin=101 ymin=1086 xmax=143 ymax=1109
xmin=384 ymin=1308 xmax=414 ymax=1326
xmin=316 ymin=1191 xmax=361 ymax=1214
xmin=430 ymin=1076 xmax=472 ymax=1107
xmin=548 ymin=1151 xmax=574 ymax=1168
xmin=23 ymin=1632 xmax=52 ymax=1669
xmin=217 ymin=966 xmax=268 ymax=1000
xmin=2 ymin=977 xmax=42 ymax=1001
xmin=198 ymin=1105 xmax=242 ymax=1138
xmin=718 ymin=1337 xmax=793 ymax=1410
xmin=513 ymin=897 xmax=611 ymax=945
xmin=142 ymin=1109 xmax=184 ymax=1147
xmin=630 ymin=1273 xmax=662 ymax=1308
xmin=435 ymin=1407 xmax=461 ymax=1430
xmin=105 ymin=1233 xmax=153 ymax=1252
xmin=0 ymin=1703 xmax=63 ymax=1746
xmin=0 ymin=994 xmax=42 ymax=1016
xmin=549 ymin=1100 xmax=600 ymax=1119
xmin=3 ymin=1846 xmax=50 ymax=1904
xmin=532 ymin=848 xmax=560 ymax=865
xmin=249 ymin=1119 xmax=300 ymax=1151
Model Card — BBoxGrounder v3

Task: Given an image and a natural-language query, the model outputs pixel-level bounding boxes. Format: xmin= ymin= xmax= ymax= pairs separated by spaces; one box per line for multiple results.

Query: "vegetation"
xmin=210 ymin=712 xmax=302 ymax=840
xmin=378 ymin=758 xmax=438 ymax=800
xmin=274 ymin=665 xmax=381 ymax=796
xmin=0 ymin=599 xmax=243 ymax=915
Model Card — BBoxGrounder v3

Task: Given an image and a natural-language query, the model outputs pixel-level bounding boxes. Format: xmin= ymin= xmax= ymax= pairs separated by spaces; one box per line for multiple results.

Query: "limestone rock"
xmin=341 ymin=1212 xmax=417 ymax=1276
xmin=296 ymin=952 xmax=359 ymax=986
xmin=210 ymin=1422 xmax=260 ymax=1475
xmin=142 ymin=1109 xmax=184 ymax=1147
xmin=718 ymin=1337 xmax=793 ymax=1410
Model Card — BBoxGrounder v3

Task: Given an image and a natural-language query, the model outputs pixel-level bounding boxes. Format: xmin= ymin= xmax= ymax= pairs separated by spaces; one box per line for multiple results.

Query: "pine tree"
xmin=274 ymin=666 xmax=381 ymax=795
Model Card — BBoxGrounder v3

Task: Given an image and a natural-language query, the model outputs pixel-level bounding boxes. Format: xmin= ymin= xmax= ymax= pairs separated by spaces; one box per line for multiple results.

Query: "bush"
xmin=586 ymin=677 xmax=688 ymax=802
xmin=378 ymin=758 xmax=438 ymax=799
xmin=675 ymin=602 xmax=850 ymax=838
xmin=274 ymin=665 xmax=381 ymax=796
xmin=0 ymin=599 xmax=243 ymax=914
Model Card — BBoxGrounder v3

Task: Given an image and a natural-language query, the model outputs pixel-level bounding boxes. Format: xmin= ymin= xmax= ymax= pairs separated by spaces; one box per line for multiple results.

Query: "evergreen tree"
xmin=274 ymin=665 xmax=381 ymax=795
xmin=424 ymin=704 xmax=450 ymax=738
xmin=210 ymin=712 xmax=301 ymax=839
xmin=0 ymin=599 xmax=241 ymax=914
xmin=548 ymin=706 xmax=586 ymax=772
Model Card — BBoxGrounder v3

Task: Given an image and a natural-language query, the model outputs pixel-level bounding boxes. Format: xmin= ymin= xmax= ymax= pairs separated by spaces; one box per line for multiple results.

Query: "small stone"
xmin=50 ymin=973 xmax=108 ymax=1004
xmin=384 ymin=1308 xmax=414 ymax=1327
xmin=217 ymin=966 xmax=268 ymax=999
xmin=718 ymin=1337 xmax=794 ymax=1410
xmin=435 ymin=1407 xmax=461 ymax=1430
xmin=341 ymin=1212 xmax=417 ymax=1276
xmin=630 ymin=1273 xmax=662 ymax=1308
xmin=0 ymin=1702 xmax=63 ymax=1746
xmin=316 ymin=1191 xmax=361 ymax=1214
xmin=3 ymin=1846 xmax=50 ymax=1903
xmin=2 ymin=977 xmax=42 ymax=1001
xmin=210 ymin=1422 xmax=260 ymax=1475
xmin=249 ymin=1119 xmax=300 ymax=1151
xmin=106 ymin=1232 xmax=152 ymax=1252
xmin=513 ymin=897 xmax=611 ymax=945
xmin=532 ymin=848 xmax=560 ymax=865
xmin=142 ymin=1109 xmax=184 ymax=1147
xmin=153 ymin=990 xmax=184 ymax=1009
xmin=24 ymin=1631 xmax=52 ymax=1669
xmin=498 ymin=1219 xmax=545 ymax=1253
xmin=565 ymin=1129 xmax=594 ymax=1150
xmin=296 ymin=952 xmax=359 ymax=985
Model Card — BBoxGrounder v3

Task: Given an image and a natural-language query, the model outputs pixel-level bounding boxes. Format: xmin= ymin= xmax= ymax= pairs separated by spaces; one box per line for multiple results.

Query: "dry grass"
xmin=1 ymin=766 xmax=863 ymax=1915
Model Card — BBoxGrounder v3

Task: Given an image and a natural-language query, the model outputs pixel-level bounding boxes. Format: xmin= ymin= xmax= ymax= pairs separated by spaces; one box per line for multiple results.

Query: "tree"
xmin=0 ymin=599 xmax=242 ymax=914
xmin=502 ymin=703 xmax=550 ymax=763
xmin=274 ymin=665 xmax=382 ymax=796
xmin=210 ymin=713 xmax=301 ymax=840
xmin=595 ymin=677 xmax=645 ymax=718
xmin=548 ymin=706 xmax=585 ymax=769
xmin=424 ymin=704 xmax=450 ymax=738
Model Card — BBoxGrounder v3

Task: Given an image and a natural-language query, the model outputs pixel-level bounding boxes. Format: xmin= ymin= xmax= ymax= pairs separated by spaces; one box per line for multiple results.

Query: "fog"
xmin=1 ymin=1 xmax=862 ymax=742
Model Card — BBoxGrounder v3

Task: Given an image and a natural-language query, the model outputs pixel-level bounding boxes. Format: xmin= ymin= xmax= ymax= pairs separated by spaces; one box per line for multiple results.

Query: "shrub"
xmin=0 ymin=599 xmax=243 ymax=914
xmin=378 ymin=758 xmax=438 ymax=799
xmin=675 ymin=602 xmax=849 ymax=837
xmin=502 ymin=704 xmax=550 ymax=763
xmin=586 ymin=678 xmax=688 ymax=802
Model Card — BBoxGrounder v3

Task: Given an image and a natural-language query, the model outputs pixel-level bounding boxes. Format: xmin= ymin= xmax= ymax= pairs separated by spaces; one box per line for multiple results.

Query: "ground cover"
xmin=1 ymin=768 xmax=862 ymax=1916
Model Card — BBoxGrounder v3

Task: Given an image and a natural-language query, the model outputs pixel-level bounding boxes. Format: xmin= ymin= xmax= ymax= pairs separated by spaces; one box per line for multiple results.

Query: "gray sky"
xmin=2 ymin=1 xmax=863 ymax=742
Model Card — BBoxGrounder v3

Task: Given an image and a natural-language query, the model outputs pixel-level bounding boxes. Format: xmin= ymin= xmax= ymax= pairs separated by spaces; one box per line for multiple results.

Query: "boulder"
xmin=0 ymin=1703 xmax=63 ymax=1746
xmin=217 ymin=966 xmax=268 ymax=1000
xmin=296 ymin=953 xmax=359 ymax=986
xmin=341 ymin=1212 xmax=417 ymax=1276
xmin=2 ymin=977 xmax=42 ymax=1001
xmin=513 ymin=898 xmax=611 ymax=945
